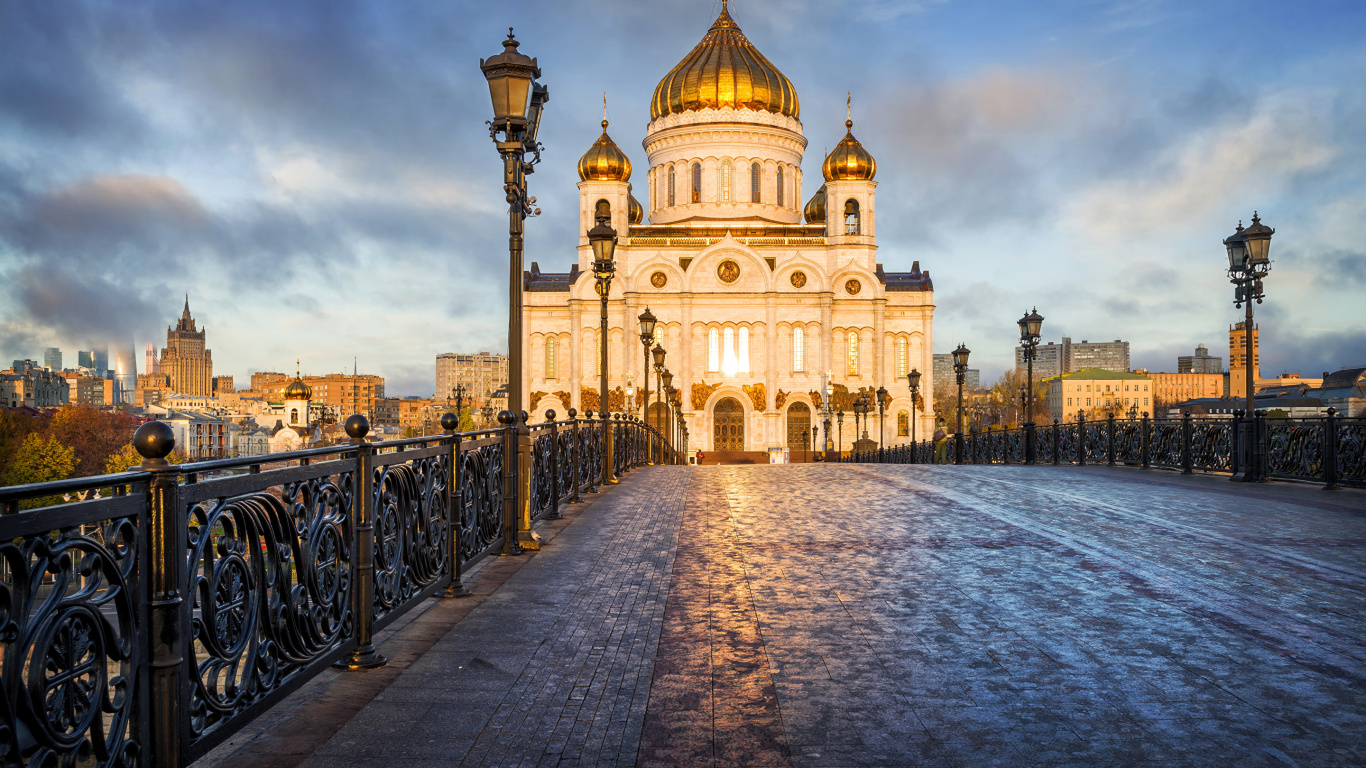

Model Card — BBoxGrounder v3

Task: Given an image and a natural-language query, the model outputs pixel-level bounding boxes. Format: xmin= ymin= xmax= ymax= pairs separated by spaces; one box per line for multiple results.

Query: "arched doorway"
xmin=713 ymin=398 xmax=744 ymax=450
xmin=787 ymin=402 xmax=811 ymax=454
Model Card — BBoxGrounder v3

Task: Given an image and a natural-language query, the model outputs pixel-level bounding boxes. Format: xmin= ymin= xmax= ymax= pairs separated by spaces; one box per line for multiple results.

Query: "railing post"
xmin=1077 ymin=413 xmax=1086 ymax=466
xmin=338 ymin=415 xmax=387 ymax=668
xmin=1325 ymin=407 xmax=1339 ymax=490
xmin=1253 ymin=409 xmax=1268 ymax=483
xmin=137 ymin=422 xmax=187 ymax=768
xmin=1230 ymin=409 xmax=1244 ymax=480
xmin=1025 ymin=421 xmax=1035 ymax=465
xmin=441 ymin=413 xmax=471 ymax=598
xmin=567 ymin=408 xmax=582 ymax=503
xmin=1052 ymin=419 xmax=1060 ymax=466
xmin=1107 ymin=413 xmax=1117 ymax=466
xmin=584 ymin=410 xmax=600 ymax=493
xmin=1141 ymin=412 xmax=1150 ymax=470
xmin=970 ymin=427 xmax=978 ymax=465
xmin=1181 ymin=411 xmax=1194 ymax=475
xmin=546 ymin=409 xmax=563 ymax=520
xmin=499 ymin=410 xmax=524 ymax=555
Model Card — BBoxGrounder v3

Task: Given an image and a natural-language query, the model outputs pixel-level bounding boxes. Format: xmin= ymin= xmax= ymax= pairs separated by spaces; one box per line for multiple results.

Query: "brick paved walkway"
xmin=206 ymin=465 xmax=1366 ymax=768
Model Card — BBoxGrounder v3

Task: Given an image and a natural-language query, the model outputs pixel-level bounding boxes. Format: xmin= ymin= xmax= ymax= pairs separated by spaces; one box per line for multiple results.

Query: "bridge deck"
xmin=198 ymin=465 xmax=1366 ymax=768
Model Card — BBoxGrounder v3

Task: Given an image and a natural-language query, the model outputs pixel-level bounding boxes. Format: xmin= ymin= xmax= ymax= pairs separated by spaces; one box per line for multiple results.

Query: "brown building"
xmin=301 ymin=373 xmax=385 ymax=416
xmin=213 ymin=375 xmax=235 ymax=394
xmin=250 ymin=371 xmax=292 ymax=397
xmin=1229 ymin=321 xmax=1259 ymax=401
xmin=160 ymin=297 xmax=213 ymax=396
xmin=64 ymin=373 xmax=112 ymax=406
xmin=1146 ymin=372 xmax=1224 ymax=411
xmin=436 ymin=352 xmax=508 ymax=402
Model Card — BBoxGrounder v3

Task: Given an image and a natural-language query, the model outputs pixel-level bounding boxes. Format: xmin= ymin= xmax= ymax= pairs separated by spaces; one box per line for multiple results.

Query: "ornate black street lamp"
xmin=589 ymin=212 xmax=618 ymax=485
xmin=483 ymin=28 xmax=548 ymax=555
xmin=662 ymin=369 xmax=674 ymax=458
xmin=907 ymin=368 xmax=921 ymax=462
xmin=823 ymin=378 xmax=834 ymax=454
xmin=451 ymin=383 xmax=467 ymax=430
xmin=837 ymin=409 xmax=845 ymax=455
xmin=811 ymin=425 xmax=818 ymax=463
xmin=1018 ymin=307 xmax=1043 ymax=463
xmin=652 ymin=344 xmax=666 ymax=461
xmin=952 ymin=343 xmax=971 ymax=464
xmin=1225 ymin=213 xmax=1273 ymax=482
xmin=638 ymin=308 xmax=657 ymax=463
xmin=876 ymin=385 xmax=888 ymax=461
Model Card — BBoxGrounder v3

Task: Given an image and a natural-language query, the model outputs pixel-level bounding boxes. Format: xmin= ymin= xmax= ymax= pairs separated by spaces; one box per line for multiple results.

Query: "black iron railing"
xmin=841 ymin=408 xmax=1364 ymax=489
xmin=0 ymin=408 xmax=677 ymax=768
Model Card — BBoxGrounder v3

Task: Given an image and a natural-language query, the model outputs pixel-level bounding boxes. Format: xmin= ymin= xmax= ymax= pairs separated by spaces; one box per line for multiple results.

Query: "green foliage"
xmin=3 ymin=433 xmax=77 ymax=508
xmin=1265 ymin=408 xmax=1290 ymax=420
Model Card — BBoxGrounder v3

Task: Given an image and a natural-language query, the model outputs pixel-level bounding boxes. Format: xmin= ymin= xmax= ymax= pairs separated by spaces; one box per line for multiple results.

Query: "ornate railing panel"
xmin=457 ymin=434 xmax=504 ymax=568
xmin=0 ymin=485 xmax=145 ymax=768
xmin=1083 ymin=424 xmax=1107 ymax=464
xmin=1115 ymin=421 xmax=1143 ymax=465
xmin=1005 ymin=429 xmax=1025 ymax=464
xmin=1190 ymin=420 xmax=1233 ymax=473
xmin=1266 ymin=419 xmax=1325 ymax=483
xmin=1148 ymin=420 xmax=1183 ymax=471
xmin=529 ymin=426 xmax=555 ymax=521
xmin=371 ymin=444 xmax=451 ymax=628
xmin=1337 ymin=417 xmax=1366 ymax=485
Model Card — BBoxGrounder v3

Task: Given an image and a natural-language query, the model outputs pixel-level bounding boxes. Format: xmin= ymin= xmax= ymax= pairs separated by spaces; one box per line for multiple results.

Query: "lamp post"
xmin=1225 ymin=213 xmax=1274 ymax=482
xmin=811 ymin=425 xmax=818 ymax=463
xmin=482 ymin=28 xmax=548 ymax=554
xmin=652 ymin=344 xmax=667 ymax=460
xmin=876 ymin=385 xmax=888 ymax=461
xmin=1017 ymin=307 xmax=1043 ymax=463
xmin=952 ymin=343 xmax=971 ymax=464
xmin=907 ymin=369 xmax=921 ymax=462
xmin=451 ymin=383 xmax=467 ymax=431
xmin=823 ymin=377 xmax=834 ymax=454
xmin=589 ymin=212 xmax=618 ymax=485
xmin=837 ymin=410 xmax=844 ymax=456
xmin=662 ymin=369 xmax=674 ymax=459
xmin=638 ymin=308 xmax=657 ymax=462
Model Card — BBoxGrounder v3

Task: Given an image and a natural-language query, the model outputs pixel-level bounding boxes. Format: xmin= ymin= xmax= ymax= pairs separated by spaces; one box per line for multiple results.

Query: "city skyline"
xmin=0 ymin=0 xmax=1362 ymax=397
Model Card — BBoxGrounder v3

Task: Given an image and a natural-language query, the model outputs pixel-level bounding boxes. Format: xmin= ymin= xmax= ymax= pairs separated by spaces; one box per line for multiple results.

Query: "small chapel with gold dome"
xmin=523 ymin=1 xmax=935 ymax=458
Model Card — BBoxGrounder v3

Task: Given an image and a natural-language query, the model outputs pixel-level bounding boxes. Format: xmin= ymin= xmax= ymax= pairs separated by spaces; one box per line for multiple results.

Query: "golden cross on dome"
xmin=847 ymin=92 xmax=852 ymax=121
xmin=603 ymin=92 xmax=608 ymax=124
xmin=296 ymin=359 xmax=300 ymax=378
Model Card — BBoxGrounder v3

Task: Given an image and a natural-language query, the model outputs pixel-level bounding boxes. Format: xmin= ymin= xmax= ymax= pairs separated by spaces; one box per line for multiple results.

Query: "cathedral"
xmin=523 ymin=2 xmax=935 ymax=457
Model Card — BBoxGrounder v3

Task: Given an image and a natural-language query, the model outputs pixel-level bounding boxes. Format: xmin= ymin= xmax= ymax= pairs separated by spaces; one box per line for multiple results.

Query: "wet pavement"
xmin=202 ymin=464 xmax=1366 ymax=768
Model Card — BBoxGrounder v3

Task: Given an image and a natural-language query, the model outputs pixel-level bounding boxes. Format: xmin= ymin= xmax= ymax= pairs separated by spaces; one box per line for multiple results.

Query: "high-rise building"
xmin=112 ymin=343 xmax=137 ymax=405
xmin=145 ymin=342 xmax=159 ymax=375
xmin=933 ymin=354 xmax=981 ymax=394
xmin=1016 ymin=337 xmax=1129 ymax=377
xmin=1229 ymin=321 xmax=1259 ymax=400
xmin=159 ymin=296 xmax=213 ymax=396
xmin=1178 ymin=344 xmax=1222 ymax=374
xmin=44 ymin=348 xmax=62 ymax=371
xmin=77 ymin=350 xmax=95 ymax=369
xmin=436 ymin=352 xmax=509 ymax=403
xmin=1015 ymin=341 xmax=1064 ymax=380
xmin=93 ymin=349 xmax=109 ymax=376
xmin=300 ymin=373 xmax=385 ymax=416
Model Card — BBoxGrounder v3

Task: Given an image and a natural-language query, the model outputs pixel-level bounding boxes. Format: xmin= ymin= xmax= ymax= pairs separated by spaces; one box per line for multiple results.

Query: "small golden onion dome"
xmin=628 ymin=194 xmax=643 ymax=225
xmin=577 ymin=120 xmax=632 ymax=182
xmin=650 ymin=1 xmax=799 ymax=120
xmin=284 ymin=378 xmax=311 ymax=400
xmin=823 ymin=119 xmax=877 ymax=181
xmin=804 ymin=185 xmax=827 ymax=224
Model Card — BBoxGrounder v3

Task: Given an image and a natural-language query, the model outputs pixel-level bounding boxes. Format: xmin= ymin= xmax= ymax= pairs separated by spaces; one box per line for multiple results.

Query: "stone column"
xmin=570 ymin=301 xmax=581 ymax=411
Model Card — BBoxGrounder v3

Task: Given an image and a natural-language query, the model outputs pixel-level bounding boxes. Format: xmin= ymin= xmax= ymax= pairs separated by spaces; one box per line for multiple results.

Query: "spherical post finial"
xmin=497 ymin=410 xmax=516 ymax=426
xmin=345 ymin=414 xmax=371 ymax=440
xmin=545 ymin=408 xmax=557 ymax=421
xmin=568 ymin=407 xmax=578 ymax=419
xmin=134 ymin=421 xmax=176 ymax=466
xmin=440 ymin=412 xmax=458 ymax=432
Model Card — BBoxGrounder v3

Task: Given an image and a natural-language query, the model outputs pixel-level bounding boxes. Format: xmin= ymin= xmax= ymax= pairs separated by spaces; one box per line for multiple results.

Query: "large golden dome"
xmin=284 ymin=378 xmax=311 ymax=401
xmin=823 ymin=119 xmax=877 ymax=181
xmin=577 ymin=120 xmax=632 ymax=182
xmin=804 ymin=185 xmax=827 ymax=224
xmin=650 ymin=1 xmax=799 ymax=121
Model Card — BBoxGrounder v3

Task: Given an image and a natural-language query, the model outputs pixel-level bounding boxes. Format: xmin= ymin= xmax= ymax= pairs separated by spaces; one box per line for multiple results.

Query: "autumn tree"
xmin=46 ymin=404 xmax=139 ymax=477
xmin=3 ymin=433 xmax=77 ymax=508
xmin=0 ymin=408 xmax=50 ymax=479
xmin=103 ymin=443 xmax=184 ymax=475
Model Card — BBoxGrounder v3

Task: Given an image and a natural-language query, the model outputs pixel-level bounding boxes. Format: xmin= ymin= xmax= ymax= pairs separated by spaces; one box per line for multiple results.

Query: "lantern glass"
xmin=1018 ymin=315 xmax=1029 ymax=342
xmin=1026 ymin=309 xmax=1043 ymax=338
xmin=908 ymin=369 xmax=921 ymax=389
xmin=952 ymin=344 xmax=970 ymax=369
xmin=1224 ymin=232 xmax=1247 ymax=271
xmin=480 ymin=34 xmax=538 ymax=122
xmin=1245 ymin=233 xmax=1271 ymax=266
xmin=652 ymin=344 xmax=666 ymax=369
xmin=662 ymin=370 xmax=673 ymax=389
xmin=638 ymin=307 xmax=657 ymax=339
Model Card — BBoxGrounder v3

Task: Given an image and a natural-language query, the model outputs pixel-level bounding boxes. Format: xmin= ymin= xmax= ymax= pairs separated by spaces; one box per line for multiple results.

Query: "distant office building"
xmin=1046 ymin=369 xmax=1152 ymax=422
xmin=1 ymin=366 xmax=68 ymax=408
xmin=44 ymin=348 xmax=62 ymax=371
xmin=933 ymin=354 xmax=980 ymax=393
xmin=93 ymin=349 xmax=109 ymax=376
xmin=77 ymin=350 xmax=95 ymax=369
xmin=437 ymin=352 xmax=509 ymax=402
xmin=1178 ymin=344 xmax=1222 ymax=374
xmin=67 ymin=374 xmax=112 ymax=406
xmin=1147 ymin=372 xmax=1224 ymax=411
xmin=159 ymin=297 xmax=213 ymax=396
xmin=145 ymin=342 xmax=159 ymax=375
xmin=213 ymin=375 xmax=235 ymax=395
xmin=301 ymin=373 xmax=385 ymax=416
xmin=1229 ymin=321 xmax=1259 ymax=401
xmin=112 ymin=343 xmax=137 ymax=405
xmin=1017 ymin=337 xmax=1129 ymax=377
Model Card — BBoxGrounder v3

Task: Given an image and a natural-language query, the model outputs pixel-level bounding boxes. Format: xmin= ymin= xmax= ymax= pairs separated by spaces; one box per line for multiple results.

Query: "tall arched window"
xmin=845 ymin=199 xmax=861 ymax=235
xmin=668 ymin=166 xmax=676 ymax=206
xmin=546 ymin=337 xmax=558 ymax=380
xmin=738 ymin=327 xmax=750 ymax=373
xmin=691 ymin=163 xmax=702 ymax=203
xmin=723 ymin=327 xmax=737 ymax=376
xmin=896 ymin=337 xmax=908 ymax=378
xmin=793 ymin=327 xmax=805 ymax=372
xmin=847 ymin=331 xmax=860 ymax=376
xmin=776 ymin=167 xmax=785 ymax=207
xmin=708 ymin=328 xmax=720 ymax=372
xmin=751 ymin=163 xmax=761 ymax=203
xmin=720 ymin=162 xmax=732 ymax=202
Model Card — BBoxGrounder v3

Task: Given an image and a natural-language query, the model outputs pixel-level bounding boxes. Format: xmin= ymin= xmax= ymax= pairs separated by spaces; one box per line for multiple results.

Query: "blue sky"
xmin=1 ymin=0 xmax=1363 ymax=396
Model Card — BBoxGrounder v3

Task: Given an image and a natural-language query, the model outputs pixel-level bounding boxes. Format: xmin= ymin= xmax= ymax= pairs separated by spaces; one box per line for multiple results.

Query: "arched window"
xmin=896 ymin=337 xmax=908 ymax=378
xmin=847 ymin=331 xmax=860 ymax=376
xmin=290 ymin=408 xmax=299 ymax=425
xmin=898 ymin=411 xmax=909 ymax=436
xmin=793 ymin=327 xmax=805 ymax=372
xmin=691 ymin=163 xmax=702 ymax=203
xmin=708 ymin=328 xmax=720 ymax=372
xmin=668 ymin=166 xmax=676 ymax=206
xmin=720 ymin=162 xmax=732 ymax=202
xmin=751 ymin=163 xmax=761 ymax=203
xmin=844 ymin=199 xmax=860 ymax=235
xmin=723 ymin=327 xmax=736 ymax=376
xmin=776 ymin=166 xmax=785 ymax=207
xmin=738 ymin=327 xmax=750 ymax=374
xmin=546 ymin=337 xmax=557 ymax=380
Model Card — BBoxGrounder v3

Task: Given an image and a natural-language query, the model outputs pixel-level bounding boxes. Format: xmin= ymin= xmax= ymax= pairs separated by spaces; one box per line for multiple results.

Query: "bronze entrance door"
xmin=786 ymin=402 xmax=811 ymax=454
xmin=713 ymin=397 xmax=744 ymax=450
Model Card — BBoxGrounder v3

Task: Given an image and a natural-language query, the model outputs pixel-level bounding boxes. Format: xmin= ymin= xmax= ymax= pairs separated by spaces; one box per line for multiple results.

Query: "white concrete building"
xmin=523 ymin=3 xmax=935 ymax=456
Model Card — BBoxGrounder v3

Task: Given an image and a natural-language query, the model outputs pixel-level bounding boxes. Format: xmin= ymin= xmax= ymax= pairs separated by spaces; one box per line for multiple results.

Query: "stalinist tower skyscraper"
xmin=159 ymin=296 xmax=214 ymax=396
